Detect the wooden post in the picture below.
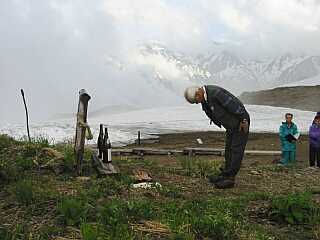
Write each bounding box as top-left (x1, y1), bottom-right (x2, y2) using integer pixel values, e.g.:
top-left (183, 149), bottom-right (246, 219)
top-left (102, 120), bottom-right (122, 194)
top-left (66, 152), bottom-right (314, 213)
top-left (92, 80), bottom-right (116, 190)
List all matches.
top-left (20, 89), bottom-right (31, 142)
top-left (137, 131), bottom-right (141, 145)
top-left (74, 89), bottom-right (91, 175)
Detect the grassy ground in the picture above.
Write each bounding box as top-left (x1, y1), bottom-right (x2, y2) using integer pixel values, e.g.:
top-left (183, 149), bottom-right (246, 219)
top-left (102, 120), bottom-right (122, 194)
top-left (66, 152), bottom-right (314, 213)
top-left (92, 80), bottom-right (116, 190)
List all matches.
top-left (0, 132), bottom-right (320, 240)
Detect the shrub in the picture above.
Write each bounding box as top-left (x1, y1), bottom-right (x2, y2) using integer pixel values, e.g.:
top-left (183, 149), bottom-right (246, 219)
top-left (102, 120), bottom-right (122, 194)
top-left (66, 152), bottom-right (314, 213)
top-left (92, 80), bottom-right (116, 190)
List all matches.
top-left (80, 223), bottom-right (99, 240)
top-left (38, 225), bottom-right (62, 239)
top-left (15, 154), bottom-right (34, 171)
top-left (57, 197), bottom-right (87, 226)
top-left (178, 156), bottom-right (220, 178)
top-left (170, 232), bottom-right (195, 240)
top-left (84, 174), bottom-right (134, 204)
top-left (178, 156), bottom-right (195, 176)
top-left (55, 144), bottom-right (75, 172)
top-left (86, 177), bottom-right (124, 200)
top-left (20, 143), bottom-right (39, 159)
top-left (158, 185), bottom-right (182, 199)
top-left (161, 199), bottom-right (243, 239)
top-left (192, 212), bottom-right (238, 240)
top-left (0, 157), bottom-right (19, 183)
top-left (0, 134), bottom-right (16, 151)
top-left (127, 199), bottom-right (155, 221)
top-left (0, 226), bottom-right (11, 240)
top-left (97, 199), bottom-right (128, 226)
top-left (97, 199), bottom-right (135, 239)
top-left (270, 192), bottom-right (320, 224)
top-left (10, 223), bottom-right (30, 240)
top-left (12, 180), bottom-right (34, 205)
top-left (107, 223), bottom-right (135, 240)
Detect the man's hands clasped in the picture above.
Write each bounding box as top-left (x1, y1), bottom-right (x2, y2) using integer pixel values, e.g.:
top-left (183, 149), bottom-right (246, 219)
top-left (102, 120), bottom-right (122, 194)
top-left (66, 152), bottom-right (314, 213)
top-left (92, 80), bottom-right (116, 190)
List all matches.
top-left (239, 119), bottom-right (249, 133)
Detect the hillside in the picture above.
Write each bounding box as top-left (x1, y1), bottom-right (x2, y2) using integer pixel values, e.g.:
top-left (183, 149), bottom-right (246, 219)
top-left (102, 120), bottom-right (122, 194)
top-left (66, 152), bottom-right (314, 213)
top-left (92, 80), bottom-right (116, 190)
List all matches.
top-left (240, 85), bottom-right (320, 112)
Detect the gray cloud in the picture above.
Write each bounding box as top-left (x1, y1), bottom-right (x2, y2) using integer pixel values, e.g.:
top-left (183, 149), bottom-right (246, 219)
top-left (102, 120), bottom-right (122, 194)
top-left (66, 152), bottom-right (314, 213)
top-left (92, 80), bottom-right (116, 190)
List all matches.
top-left (1, 0), bottom-right (320, 124)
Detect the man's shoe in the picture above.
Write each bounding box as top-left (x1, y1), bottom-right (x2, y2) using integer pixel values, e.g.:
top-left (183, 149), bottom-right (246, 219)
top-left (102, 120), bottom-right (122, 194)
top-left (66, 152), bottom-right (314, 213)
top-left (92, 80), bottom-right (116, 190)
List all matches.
top-left (208, 174), bottom-right (225, 184)
top-left (214, 177), bottom-right (235, 189)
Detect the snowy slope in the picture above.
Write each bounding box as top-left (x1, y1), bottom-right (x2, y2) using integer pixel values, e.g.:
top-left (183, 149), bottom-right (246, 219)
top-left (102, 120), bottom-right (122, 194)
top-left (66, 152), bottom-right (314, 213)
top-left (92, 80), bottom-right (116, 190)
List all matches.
top-left (0, 105), bottom-right (315, 146)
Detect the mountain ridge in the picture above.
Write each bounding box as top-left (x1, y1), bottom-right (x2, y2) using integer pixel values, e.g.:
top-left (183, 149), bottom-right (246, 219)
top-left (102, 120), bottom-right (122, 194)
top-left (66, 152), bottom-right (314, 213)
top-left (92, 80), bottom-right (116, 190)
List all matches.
top-left (129, 43), bottom-right (320, 95)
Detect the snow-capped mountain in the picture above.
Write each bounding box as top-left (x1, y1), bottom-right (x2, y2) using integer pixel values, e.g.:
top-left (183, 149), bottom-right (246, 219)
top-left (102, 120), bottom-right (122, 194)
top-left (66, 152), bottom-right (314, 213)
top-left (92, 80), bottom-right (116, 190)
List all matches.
top-left (138, 43), bottom-right (211, 87)
top-left (276, 56), bottom-right (320, 86)
top-left (200, 50), bottom-right (260, 93)
top-left (105, 43), bottom-right (320, 96)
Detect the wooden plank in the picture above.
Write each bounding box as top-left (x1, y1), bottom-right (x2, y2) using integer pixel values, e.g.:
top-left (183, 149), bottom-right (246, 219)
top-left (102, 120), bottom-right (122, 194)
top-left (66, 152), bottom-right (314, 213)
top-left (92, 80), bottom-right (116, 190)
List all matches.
top-left (183, 147), bottom-right (281, 156)
top-left (134, 138), bottom-right (160, 144)
top-left (132, 148), bottom-right (183, 155)
top-left (245, 150), bottom-right (281, 156)
top-left (109, 147), bottom-right (281, 157)
top-left (183, 147), bottom-right (224, 156)
top-left (111, 149), bottom-right (133, 156)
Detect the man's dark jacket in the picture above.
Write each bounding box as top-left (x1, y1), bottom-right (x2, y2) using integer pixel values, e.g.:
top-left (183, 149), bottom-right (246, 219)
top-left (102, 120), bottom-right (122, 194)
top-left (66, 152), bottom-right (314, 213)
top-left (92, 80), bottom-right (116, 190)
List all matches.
top-left (201, 85), bottom-right (249, 130)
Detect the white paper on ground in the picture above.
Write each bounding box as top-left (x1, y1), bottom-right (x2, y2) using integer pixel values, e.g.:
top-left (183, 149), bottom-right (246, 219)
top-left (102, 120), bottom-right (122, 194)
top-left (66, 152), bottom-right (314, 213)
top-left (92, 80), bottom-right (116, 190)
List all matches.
top-left (132, 182), bottom-right (162, 189)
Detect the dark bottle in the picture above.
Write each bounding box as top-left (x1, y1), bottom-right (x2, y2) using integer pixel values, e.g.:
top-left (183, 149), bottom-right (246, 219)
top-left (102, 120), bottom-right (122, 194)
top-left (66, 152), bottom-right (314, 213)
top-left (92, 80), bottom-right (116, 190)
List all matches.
top-left (97, 124), bottom-right (104, 158)
top-left (102, 127), bottom-right (109, 162)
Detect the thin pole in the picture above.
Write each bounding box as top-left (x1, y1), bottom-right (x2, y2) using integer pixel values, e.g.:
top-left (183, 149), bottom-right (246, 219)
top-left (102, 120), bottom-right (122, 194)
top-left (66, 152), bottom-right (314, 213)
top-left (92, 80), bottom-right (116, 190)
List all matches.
top-left (138, 131), bottom-right (141, 145)
top-left (20, 89), bottom-right (31, 142)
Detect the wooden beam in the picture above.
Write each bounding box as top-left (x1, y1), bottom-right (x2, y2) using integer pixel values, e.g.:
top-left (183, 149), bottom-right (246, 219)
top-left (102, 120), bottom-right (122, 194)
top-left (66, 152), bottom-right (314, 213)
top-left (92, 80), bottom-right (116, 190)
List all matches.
top-left (109, 147), bottom-right (281, 157)
top-left (244, 150), bottom-right (282, 156)
top-left (132, 148), bottom-right (183, 155)
top-left (183, 147), bottom-right (223, 156)
top-left (134, 138), bottom-right (160, 144)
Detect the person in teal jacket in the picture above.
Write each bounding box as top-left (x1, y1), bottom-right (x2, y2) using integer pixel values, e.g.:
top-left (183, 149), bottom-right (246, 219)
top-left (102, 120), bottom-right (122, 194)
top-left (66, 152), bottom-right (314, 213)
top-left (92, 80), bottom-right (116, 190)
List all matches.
top-left (279, 113), bottom-right (300, 165)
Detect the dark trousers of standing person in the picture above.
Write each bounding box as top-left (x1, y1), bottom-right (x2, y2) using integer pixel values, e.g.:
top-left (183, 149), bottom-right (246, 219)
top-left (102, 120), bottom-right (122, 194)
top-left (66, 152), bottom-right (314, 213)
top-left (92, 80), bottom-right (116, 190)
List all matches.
top-left (223, 119), bottom-right (250, 177)
top-left (310, 145), bottom-right (320, 167)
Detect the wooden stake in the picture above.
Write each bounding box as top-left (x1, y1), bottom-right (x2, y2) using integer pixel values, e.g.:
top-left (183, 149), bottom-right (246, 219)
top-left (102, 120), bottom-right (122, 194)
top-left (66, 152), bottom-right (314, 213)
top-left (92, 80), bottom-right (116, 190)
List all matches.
top-left (20, 89), bottom-right (31, 142)
top-left (137, 131), bottom-right (141, 145)
top-left (74, 89), bottom-right (91, 175)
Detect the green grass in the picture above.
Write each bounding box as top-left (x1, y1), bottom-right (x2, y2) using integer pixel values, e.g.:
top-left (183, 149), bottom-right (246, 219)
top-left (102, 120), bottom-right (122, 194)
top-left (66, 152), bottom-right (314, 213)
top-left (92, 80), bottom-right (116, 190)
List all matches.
top-left (80, 223), bottom-right (99, 240)
top-left (0, 226), bottom-right (11, 240)
top-left (0, 133), bottom-right (318, 239)
top-left (156, 184), bottom-right (183, 199)
top-left (270, 192), bottom-right (320, 225)
top-left (11, 180), bottom-right (34, 205)
top-left (178, 156), bottom-right (221, 178)
top-left (57, 197), bottom-right (88, 226)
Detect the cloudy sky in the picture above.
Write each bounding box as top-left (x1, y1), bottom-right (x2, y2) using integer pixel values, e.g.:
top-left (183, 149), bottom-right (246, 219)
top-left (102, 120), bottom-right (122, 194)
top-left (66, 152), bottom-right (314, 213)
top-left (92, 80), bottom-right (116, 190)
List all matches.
top-left (1, 0), bottom-right (320, 124)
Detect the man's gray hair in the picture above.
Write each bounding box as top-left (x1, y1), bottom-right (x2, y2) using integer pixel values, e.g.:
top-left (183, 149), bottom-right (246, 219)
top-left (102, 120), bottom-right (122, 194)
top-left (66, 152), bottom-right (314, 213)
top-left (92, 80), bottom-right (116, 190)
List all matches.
top-left (184, 86), bottom-right (200, 104)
